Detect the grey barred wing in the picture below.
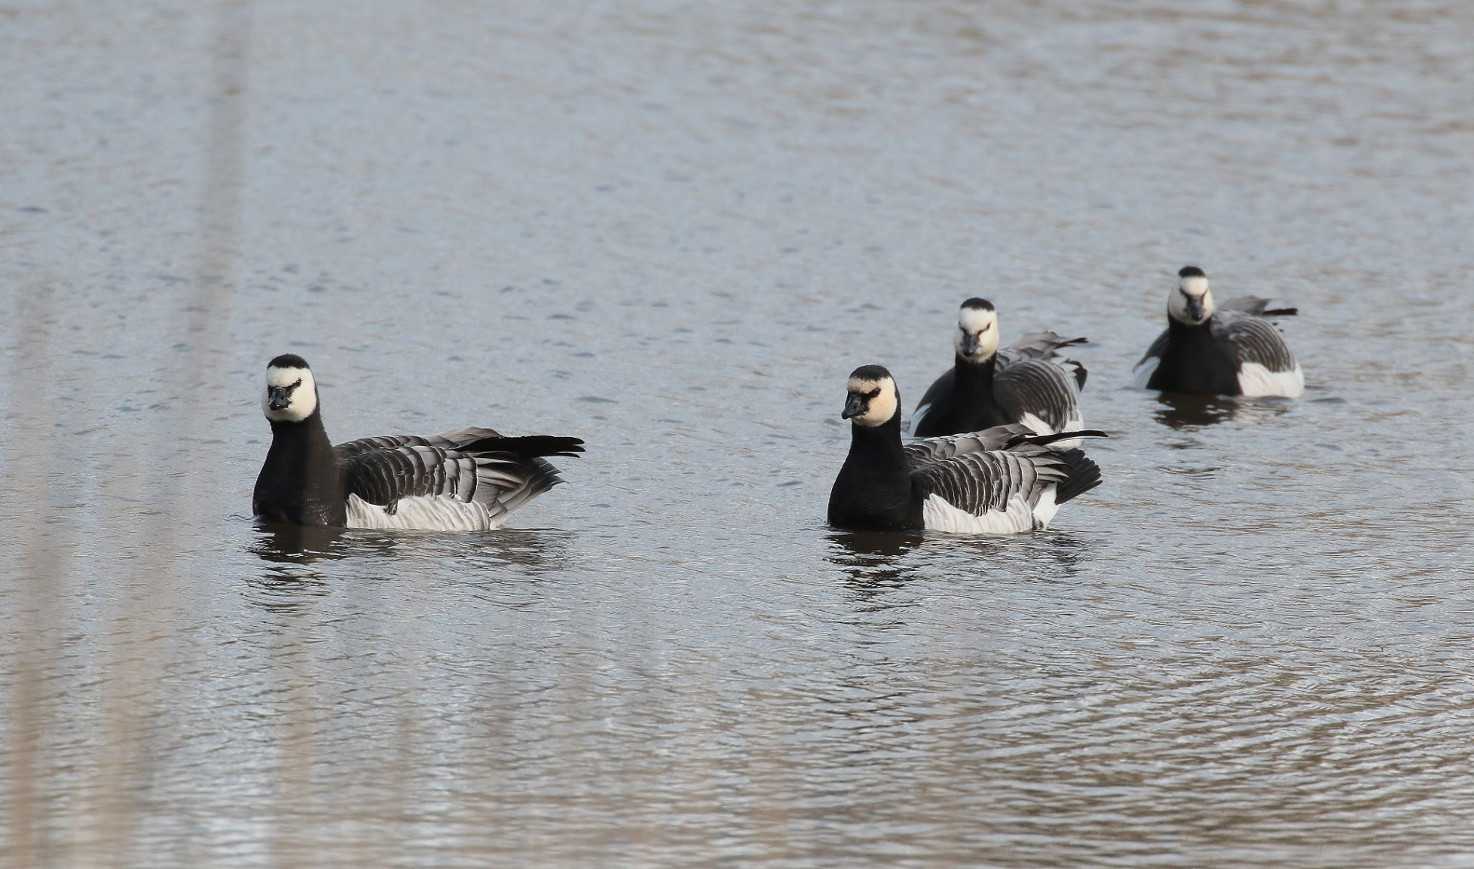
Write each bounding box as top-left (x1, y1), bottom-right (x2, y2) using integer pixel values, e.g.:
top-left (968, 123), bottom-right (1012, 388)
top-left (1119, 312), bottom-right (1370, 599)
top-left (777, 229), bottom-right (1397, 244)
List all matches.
top-left (1215, 313), bottom-right (1298, 373)
top-left (915, 450), bottom-right (1067, 513)
top-left (1217, 296), bottom-right (1298, 318)
top-left (997, 331), bottom-right (1088, 390)
top-left (994, 359), bottom-right (1083, 434)
top-left (903, 425), bottom-right (1042, 468)
top-left (912, 449), bottom-right (1072, 533)
top-left (333, 429), bottom-right (583, 530)
top-left (335, 436), bottom-right (486, 509)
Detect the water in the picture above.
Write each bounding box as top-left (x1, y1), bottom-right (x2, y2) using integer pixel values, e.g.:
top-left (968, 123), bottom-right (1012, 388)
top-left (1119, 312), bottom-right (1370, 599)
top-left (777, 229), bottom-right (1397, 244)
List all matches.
top-left (5, 0), bottom-right (1474, 865)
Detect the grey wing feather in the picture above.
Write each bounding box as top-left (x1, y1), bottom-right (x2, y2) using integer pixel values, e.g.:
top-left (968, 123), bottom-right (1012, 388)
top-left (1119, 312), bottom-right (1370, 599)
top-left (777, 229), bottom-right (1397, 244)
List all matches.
top-left (335, 440), bottom-right (479, 508)
top-left (333, 427), bottom-right (504, 462)
top-left (995, 331), bottom-right (1086, 365)
top-left (994, 359), bottom-right (1082, 432)
top-left (334, 427), bottom-right (561, 521)
top-left (904, 424), bottom-right (1041, 467)
top-left (997, 331), bottom-right (1088, 390)
top-left (1214, 313), bottom-right (1298, 372)
top-left (913, 449), bottom-right (1068, 517)
top-left (1218, 296), bottom-right (1298, 318)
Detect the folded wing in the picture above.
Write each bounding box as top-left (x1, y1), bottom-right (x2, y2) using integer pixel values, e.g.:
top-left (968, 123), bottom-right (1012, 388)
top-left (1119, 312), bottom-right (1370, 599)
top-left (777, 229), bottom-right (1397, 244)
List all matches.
top-left (906, 428), bottom-right (1102, 534)
top-left (335, 428), bottom-right (585, 531)
top-left (996, 331), bottom-right (1088, 390)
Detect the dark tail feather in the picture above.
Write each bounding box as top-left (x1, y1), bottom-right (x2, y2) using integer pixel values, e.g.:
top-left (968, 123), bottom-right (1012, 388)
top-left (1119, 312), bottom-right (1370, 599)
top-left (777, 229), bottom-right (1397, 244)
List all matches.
top-left (1007, 429), bottom-right (1108, 450)
top-left (1052, 448), bottom-right (1102, 505)
top-left (464, 434), bottom-right (586, 459)
top-left (1071, 361), bottom-right (1088, 390)
top-left (1261, 306), bottom-right (1298, 317)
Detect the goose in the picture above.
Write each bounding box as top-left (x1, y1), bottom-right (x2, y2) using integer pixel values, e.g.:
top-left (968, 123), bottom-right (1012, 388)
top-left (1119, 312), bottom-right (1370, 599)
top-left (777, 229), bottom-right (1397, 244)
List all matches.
top-left (1134, 266), bottom-right (1304, 397)
top-left (828, 365), bottom-right (1103, 534)
top-left (252, 354), bottom-right (584, 530)
top-left (911, 298), bottom-right (1087, 442)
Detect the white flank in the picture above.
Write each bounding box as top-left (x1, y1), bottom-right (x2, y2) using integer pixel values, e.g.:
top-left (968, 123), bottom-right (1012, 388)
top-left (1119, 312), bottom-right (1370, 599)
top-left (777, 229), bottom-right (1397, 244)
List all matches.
top-left (1237, 362), bottom-right (1304, 398)
top-left (1030, 487), bottom-right (1059, 530)
top-left (1131, 356), bottom-right (1160, 389)
top-left (345, 493), bottom-right (502, 532)
top-left (921, 492), bottom-right (1037, 535)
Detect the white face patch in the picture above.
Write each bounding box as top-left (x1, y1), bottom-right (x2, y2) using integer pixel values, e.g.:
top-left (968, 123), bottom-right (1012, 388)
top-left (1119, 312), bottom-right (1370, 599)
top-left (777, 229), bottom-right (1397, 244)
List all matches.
top-left (1168, 275), bottom-right (1214, 325)
top-left (846, 375), bottom-right (899, 427)
top-left (262, 365), bottom-right (318, 423)
top-left (955, 306), bottom-right (1000, 360)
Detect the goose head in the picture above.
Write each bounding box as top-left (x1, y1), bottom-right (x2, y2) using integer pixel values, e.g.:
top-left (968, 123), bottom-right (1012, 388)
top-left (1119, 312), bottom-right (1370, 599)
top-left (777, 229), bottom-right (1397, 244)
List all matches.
top-left (1168, 266), bottom-right (1215, 325)
top-left (262, 354), bottom-right (319, 423)
top-left (842, 365), bottom-right (900, 427)
top-left (954, 298), bottom-right (1000, 362)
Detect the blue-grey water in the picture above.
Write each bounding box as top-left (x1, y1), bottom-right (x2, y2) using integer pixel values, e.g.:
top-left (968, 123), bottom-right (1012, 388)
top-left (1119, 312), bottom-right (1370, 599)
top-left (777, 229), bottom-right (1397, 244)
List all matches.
top-left (4, 1), bottom-right (1474, 866)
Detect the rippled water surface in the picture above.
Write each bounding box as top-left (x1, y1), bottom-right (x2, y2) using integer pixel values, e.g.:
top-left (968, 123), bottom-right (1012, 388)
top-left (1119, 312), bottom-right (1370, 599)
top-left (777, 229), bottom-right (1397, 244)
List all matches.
top-left (5, 1), bottom-right (1474, 866)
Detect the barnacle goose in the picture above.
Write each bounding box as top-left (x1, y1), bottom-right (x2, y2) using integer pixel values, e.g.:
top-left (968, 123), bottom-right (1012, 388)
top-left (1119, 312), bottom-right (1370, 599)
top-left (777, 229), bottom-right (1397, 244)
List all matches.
top-left (252, 354), bottom-right (584, 530)
top-left (828, 365), bottom-right (1103, 534)
top-left (911, 298), bottom-right (1088, 442)
top-left (1134, 266), bottom-right (1304, 398)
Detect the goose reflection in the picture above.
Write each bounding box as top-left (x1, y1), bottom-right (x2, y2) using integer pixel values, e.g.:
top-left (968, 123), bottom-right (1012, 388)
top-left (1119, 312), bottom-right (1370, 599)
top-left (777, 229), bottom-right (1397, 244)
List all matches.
top-left (826, 530), bottom-right (922, 595)
top-left (1152, 392), bottom-right (1293, 429)
top-left (251, 521), bottom-right (347, 565)
top-left (247, 523), bottom-right (574, 613)
top-left (252, 522), bottom-right (570, 569)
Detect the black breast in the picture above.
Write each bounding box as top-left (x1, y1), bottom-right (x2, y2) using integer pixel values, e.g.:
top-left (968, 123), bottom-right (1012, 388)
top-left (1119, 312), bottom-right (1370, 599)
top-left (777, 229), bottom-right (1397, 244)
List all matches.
top-left (828, 422), bottom-right (924, 531)
top-left (253, 416), bottom-right (348, 526)
top-left (1146, 321), bottom-right (1242, 395)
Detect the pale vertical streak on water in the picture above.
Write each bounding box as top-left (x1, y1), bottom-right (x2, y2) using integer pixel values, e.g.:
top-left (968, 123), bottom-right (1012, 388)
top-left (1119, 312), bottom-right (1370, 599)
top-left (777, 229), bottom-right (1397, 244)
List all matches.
top-left (3, 0), bottom-right (1474, 866)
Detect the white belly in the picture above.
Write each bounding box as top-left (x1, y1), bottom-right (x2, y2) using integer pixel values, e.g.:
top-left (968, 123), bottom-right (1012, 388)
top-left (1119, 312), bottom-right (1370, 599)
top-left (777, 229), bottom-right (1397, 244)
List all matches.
top-left (921, 489), bottom-right (1057, 535)
top-left (1237, 362), bottom-right (1305, 398)
top-left (344, 494), bottom-right (503, 531)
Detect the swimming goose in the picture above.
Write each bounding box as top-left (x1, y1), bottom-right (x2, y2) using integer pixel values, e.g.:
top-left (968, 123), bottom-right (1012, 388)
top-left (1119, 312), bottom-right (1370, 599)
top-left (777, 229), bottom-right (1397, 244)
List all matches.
top-left (828, 365), bottom-right (1103, 534)
top-left (1134, 266), bottom-right (1304, 397)
top-left (911, 298), bottom-right (1087, 441)
top-left (252, 354), bottom-right (584, 530)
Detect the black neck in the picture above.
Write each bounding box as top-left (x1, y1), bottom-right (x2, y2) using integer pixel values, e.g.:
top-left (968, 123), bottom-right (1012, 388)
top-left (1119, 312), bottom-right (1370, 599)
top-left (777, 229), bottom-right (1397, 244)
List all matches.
top-left (828, 411), bottom-right (920, 530)
top-left (1167, 316), bottom-right (1213, 339)
top-left (848, 412), bottom-right (908, 469)
top-left (953, 353), bottom-right (997, 396)
top-left (253, 410), bottom-right (346, 526)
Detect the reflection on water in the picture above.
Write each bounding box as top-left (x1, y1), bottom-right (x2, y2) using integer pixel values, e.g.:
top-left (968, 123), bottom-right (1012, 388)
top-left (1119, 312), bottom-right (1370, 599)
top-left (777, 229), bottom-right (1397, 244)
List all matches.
top-left (826, 530), bottom-right (922, 594)
top-left (251, 521), bottom-right (348, 565)
top-left (1152, 392), bottom-right (1297, 429)
top-left (251, 522), bottom-right (573, 571)
top-left (827, 530), bottom-right (922, 562)
top-left (246, 523), bottom-right (576, 614)
top-left (826, 528), bottom-right (1096, 600)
